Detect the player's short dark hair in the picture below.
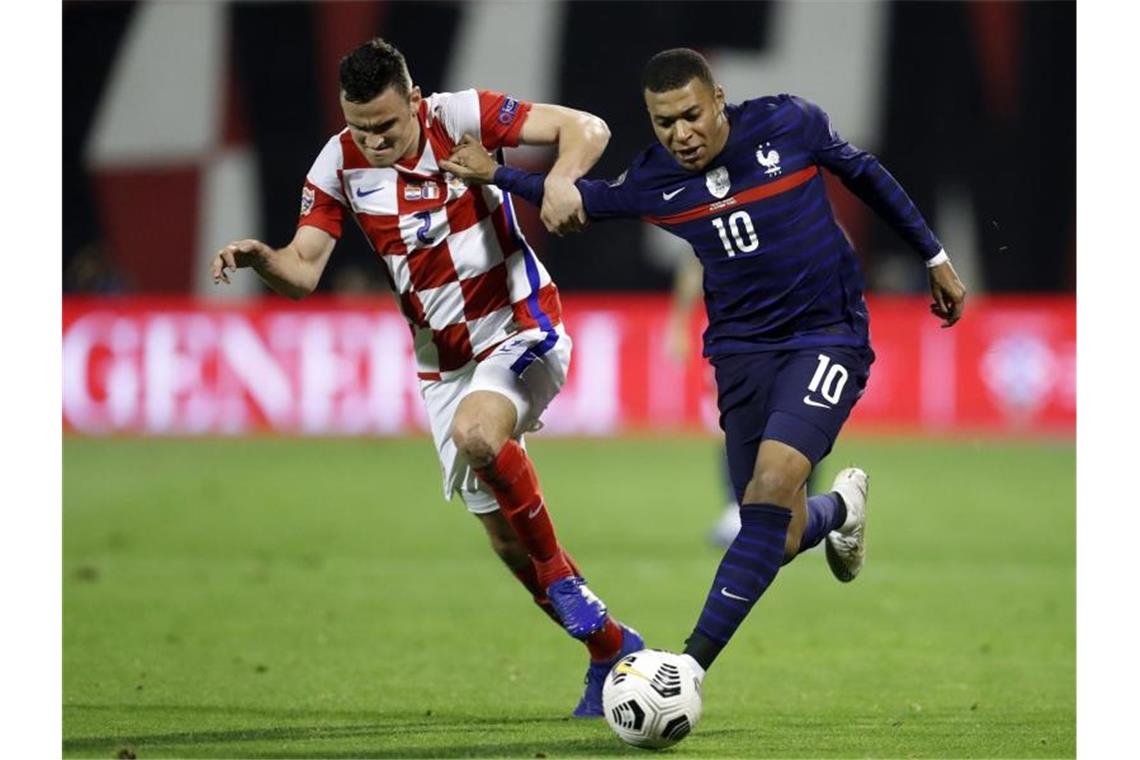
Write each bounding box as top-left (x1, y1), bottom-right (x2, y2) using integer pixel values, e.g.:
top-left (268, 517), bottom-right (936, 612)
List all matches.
top-left (642, 48), bottom-right (715, 93)
top-left (339, 37), bottom-right (413, 103)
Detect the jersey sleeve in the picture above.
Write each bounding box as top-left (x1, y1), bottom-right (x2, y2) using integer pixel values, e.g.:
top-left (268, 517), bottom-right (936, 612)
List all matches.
top-left (476, 90), bottom-right (532, 149)
top-left (492, 166), bottom-right (644, 220)
top-left (298, 135), bottom-right (348, 239)
top-left (791, 95), bottom-right (943, 261)
top-left (577, 171), bottom-right (644, 220)
top-left (434, 89), bottom-right (533, 151)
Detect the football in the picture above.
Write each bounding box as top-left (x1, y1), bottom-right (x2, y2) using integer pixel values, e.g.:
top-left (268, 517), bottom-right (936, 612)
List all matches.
top-left (602, 649), bottom-right (703, 749)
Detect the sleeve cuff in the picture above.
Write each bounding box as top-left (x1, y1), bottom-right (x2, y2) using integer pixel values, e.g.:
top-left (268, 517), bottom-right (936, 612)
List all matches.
top-left (925, 249), bottom-right (949, 268)
top-left (493, 166), bottom-right (524, 188)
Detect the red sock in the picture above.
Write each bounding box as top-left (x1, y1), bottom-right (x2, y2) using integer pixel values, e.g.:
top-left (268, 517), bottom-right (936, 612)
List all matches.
top-left (585, 618), bottom-right (624, 662)
top-left (509, 550), bottom-right (621, 659)
top-left (475, 440), bottom-right (572, 585)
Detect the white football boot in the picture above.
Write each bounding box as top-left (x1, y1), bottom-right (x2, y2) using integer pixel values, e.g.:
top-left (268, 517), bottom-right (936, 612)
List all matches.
top-left (824, 467), bottom-right (869, 582)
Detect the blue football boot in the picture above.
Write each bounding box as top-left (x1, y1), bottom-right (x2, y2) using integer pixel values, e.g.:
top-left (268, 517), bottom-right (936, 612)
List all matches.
top-left (546, 576), bottom-right (608, 640)
top-left (572, 624), bottom-right (645, 718)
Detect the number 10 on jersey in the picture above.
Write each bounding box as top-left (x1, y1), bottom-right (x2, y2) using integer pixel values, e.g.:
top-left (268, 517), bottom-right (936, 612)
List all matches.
top-left (712, 211), bottom-right (759, 257)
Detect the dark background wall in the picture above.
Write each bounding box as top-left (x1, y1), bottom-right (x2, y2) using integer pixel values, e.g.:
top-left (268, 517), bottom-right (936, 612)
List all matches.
top-left (63, 0), bottom-right (1075, 296)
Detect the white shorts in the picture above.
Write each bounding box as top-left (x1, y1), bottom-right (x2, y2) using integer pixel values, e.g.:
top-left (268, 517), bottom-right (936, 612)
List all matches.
top-left (420, 325), bottom-right (572, 514)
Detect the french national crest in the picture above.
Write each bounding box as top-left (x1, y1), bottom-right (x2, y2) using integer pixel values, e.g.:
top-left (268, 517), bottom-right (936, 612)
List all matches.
top-left (705, 166), bottom-right (731, 199)
top-left (756, 142), bottom-right (782, 176)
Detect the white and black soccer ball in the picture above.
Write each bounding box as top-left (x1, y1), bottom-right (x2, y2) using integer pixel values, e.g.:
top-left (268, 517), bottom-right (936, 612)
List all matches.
top-left (601, 649), bottom-right (703, 749)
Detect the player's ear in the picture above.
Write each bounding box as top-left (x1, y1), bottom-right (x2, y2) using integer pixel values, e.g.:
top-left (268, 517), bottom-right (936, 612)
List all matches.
top-left (408, 85), bottom-right (422, 109)
top-left (713, 84), bottom-right (726, 110)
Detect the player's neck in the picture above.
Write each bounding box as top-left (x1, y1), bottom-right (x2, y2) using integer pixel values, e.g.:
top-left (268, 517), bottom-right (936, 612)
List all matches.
top-left (400, 114), bottom-right (425, 164)
top-left (705, 112), bottom-right (732, 165)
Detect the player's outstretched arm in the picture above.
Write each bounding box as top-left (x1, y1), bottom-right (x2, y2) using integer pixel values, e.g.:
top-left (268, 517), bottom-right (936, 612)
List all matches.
top-left (927, 257), bottom-right (967, 328)
top-left (442, 136), bottom-right (642, 224)
top-left (439, 135), bottom-right (500, 184)
top-left (211, 225), bottom-right (336, 299)
top-left (442, 135), bottom-right (551, 211)
top-left (517, 103), bottom-right (610, 235)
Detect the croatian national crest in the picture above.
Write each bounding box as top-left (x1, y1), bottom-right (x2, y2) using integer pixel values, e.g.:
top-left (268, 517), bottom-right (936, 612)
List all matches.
top-left (705, 166), bottom-right (731, 199)
top-left (756, 142), bottom-right (782, 177)
top-left (444, 172), bottom-right (466, 194)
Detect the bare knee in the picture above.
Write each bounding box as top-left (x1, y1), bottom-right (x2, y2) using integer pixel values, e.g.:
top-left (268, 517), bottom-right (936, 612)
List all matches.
top-left (452, 392), bottom-right (515, 468)
top-left (452, 419), bottom-right (500, 468)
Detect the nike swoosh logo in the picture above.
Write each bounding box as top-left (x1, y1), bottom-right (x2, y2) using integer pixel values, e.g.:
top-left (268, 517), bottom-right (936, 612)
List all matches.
top-left (662, 187), bottom-right (686, 200)
top-left (720, 587), bottom-right (749, 602)
top-left (802, 395), bottom-right (833, 409)
top-left (356, 186), bottom-right (383, 198)
top-left (527, 504), bottom-right (545, 519)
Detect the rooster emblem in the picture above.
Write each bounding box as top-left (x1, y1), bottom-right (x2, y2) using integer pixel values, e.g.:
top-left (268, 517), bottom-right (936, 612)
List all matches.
top-left (756, 142), bottom-right (782, 176)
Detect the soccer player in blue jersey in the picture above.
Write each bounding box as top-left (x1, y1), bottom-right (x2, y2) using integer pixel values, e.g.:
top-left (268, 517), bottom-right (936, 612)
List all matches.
top-left (441, 48), bottom-right (966, 682)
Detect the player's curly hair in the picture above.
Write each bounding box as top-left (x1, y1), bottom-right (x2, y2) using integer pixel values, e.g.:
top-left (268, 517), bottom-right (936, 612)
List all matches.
top-left (642, 48), bottom-right (715, 93)
top-left (339, 38), bottom-right (413, 103)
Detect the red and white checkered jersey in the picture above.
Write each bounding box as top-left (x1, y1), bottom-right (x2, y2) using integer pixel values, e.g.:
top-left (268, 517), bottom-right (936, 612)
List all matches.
top-left (297, 89), bottom-right (562, 381)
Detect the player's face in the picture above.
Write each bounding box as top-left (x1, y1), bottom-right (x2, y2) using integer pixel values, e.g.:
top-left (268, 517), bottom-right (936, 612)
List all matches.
top-left (341, 85), bottom-right (423, 167)
top-left (644, 78), bottom-right (729, 172)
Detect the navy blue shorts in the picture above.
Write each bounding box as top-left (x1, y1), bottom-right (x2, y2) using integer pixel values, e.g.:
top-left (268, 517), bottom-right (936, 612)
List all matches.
top-left (713, 345), bottom-right (874, 504)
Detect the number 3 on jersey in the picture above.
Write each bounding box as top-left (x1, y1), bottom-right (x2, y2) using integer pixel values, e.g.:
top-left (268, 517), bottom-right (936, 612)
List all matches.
top-left (712, 210), bottom-right (759, 257)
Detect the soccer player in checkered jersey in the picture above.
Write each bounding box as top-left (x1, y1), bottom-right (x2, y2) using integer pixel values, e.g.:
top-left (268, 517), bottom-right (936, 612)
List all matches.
top-left (210, 38), bottom-right (642, 717)
top-left (442, 48), bottom-right (967, 686)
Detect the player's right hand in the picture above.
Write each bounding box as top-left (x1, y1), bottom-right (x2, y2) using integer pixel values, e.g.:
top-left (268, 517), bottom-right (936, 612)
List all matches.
top-left (439, 134), bottom-right (498, 184)
top-left (211, 239), bottom-right (272, 285)
top-left (540, 176), bottom-right (588, 236)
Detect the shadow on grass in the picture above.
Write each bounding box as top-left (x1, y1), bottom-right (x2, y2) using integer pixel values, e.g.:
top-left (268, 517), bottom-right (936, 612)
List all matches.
top-left (63, 704), bottom-right (738, 757)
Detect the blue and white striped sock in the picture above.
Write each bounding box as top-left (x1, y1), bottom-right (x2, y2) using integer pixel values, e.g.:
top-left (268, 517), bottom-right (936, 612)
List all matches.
top-left (797, 492), bottom-right (846, 554)
top-left (684, 502), bottom-right (791, 670)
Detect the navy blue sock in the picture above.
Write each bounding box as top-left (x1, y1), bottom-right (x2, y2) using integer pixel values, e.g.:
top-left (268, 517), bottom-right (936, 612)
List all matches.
top-left (797, 492), bottom-right (846, 554)
top-left (683, 503), bottom-right (791, 670)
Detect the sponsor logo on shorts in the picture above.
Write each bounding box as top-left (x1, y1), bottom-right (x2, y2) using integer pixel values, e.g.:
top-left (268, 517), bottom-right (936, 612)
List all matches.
top-left (802, 395), bottom-right (833, 409)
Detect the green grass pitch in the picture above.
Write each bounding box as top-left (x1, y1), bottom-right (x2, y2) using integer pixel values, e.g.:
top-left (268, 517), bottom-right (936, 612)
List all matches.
top-left (63, 435), bottom-right (1074, 758)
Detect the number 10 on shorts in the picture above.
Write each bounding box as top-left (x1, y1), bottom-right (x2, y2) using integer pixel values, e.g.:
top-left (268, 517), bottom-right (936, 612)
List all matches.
top-left (807, 354), bottom-right (849, 405)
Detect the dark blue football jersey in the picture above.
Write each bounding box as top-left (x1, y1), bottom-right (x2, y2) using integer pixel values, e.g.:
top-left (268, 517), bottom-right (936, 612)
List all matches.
top-left (494, 95), bottom-right (943, 356)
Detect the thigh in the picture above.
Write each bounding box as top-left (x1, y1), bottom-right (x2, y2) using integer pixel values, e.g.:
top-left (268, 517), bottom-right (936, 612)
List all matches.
top-left (465, 325), bottom-right (572, 436)
top-left (763, 346), bottom-right (873, 466)
top-left (420, 372), bottom-right (499, 515)
top-left (713, 352), bottom-right (780, 505)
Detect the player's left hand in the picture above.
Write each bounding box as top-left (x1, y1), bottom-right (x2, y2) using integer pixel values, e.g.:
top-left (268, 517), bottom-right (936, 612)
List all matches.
top-left (541, 176), bottom-right (588, 235)
top-left (439, 134), bottom-right (498, 184)
top-left (928, 259), bottom-right (967, 328)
